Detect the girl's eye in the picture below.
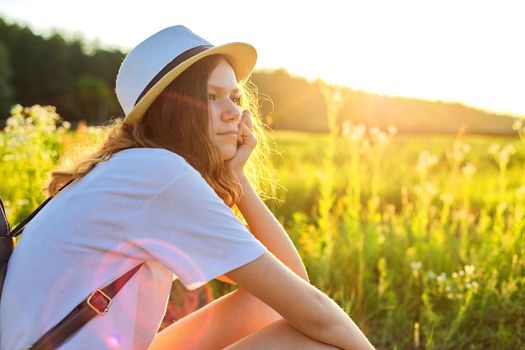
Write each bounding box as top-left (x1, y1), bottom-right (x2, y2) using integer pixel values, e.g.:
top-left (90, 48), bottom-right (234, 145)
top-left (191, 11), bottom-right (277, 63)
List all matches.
top-left (208, 93), bottom-right (241, 106)
top-left (231, 96), bottom-right (241, 105)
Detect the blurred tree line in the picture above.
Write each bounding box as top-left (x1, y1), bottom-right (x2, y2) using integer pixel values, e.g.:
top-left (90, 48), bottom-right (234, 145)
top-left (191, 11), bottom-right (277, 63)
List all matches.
top-left (0, 17), bottom-right (517, 134)
top-left (252, 71), bottom-right (517, 135)
top-left (0, 17), bottom-right (122, 125)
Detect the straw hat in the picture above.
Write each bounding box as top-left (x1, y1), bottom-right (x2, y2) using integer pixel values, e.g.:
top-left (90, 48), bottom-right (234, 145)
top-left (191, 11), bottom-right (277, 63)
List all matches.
top-left (115, 25), bottom-right (257, 125)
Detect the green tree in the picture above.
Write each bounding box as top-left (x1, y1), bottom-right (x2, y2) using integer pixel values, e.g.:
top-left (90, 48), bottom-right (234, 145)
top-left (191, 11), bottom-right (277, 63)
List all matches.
top-left (0, 41), bottom-right (14, 118)
top-left (73, 74), bottom-right (118, 123)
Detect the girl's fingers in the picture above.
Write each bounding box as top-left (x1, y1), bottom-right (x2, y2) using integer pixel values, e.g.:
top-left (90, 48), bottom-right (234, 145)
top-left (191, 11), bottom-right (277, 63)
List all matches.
top-left (243, 121), bottom-right (254, 137)
top-left (242, 110), bottom-right (253, 129)
top-left (237, 123), bottom-right (253, 146)
top-left (246, 113), bottom-right (253, 129)
top-left (236, 110), bottom-right (256, 148)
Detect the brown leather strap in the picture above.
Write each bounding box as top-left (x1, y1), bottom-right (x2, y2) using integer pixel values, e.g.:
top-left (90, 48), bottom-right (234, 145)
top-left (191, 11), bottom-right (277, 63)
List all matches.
top-left (10, 179), bottom-right (76, 238)
top-left (4, 178), bottom-right (143, 349)
top-left (30, 263), bottom-right (143, 349)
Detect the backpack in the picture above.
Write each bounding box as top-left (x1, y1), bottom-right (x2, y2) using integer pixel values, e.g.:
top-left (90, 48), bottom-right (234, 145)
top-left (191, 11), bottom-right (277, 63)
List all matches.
top-left (0, 196), bottom-right (14, 299)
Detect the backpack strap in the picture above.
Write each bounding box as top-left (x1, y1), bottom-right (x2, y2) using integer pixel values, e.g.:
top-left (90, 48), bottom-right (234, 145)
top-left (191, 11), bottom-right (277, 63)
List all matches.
top-left (30, 263), bottom-right (143, 350)
top-left (0, 197), bottom-right (10, 237)
top-left (10, 178), bottom-right (76, 237)
top-left (2, 178), bottom-right (144, 349)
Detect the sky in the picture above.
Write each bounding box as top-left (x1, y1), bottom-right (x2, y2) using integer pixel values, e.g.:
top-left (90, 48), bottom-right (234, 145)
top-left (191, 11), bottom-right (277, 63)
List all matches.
top-left (0, 0), bottom-right (524, 117)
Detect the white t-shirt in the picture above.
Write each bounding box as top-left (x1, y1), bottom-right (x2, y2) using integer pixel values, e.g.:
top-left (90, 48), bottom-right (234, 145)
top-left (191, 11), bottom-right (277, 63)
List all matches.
top-left (0, 147), bottom-right (268, 350)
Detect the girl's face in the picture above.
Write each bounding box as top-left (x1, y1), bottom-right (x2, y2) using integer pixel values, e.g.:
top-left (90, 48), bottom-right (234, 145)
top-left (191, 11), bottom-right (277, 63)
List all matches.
top-left (207, 59), bottom-right (243, 161)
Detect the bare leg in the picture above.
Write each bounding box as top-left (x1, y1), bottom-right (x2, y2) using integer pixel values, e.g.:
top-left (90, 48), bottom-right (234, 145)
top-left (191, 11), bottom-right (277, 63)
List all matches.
top-left (149, 287), bottom-right (283, 350)
top-left (223, 319), bottom-right (341, 350)
top-left (149, 287), bottom-right (340, 350)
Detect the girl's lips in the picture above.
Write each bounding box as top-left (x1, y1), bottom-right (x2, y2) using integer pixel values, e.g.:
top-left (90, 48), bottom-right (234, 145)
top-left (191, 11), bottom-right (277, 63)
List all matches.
top-left (218, 132), bottom-right (238, 139)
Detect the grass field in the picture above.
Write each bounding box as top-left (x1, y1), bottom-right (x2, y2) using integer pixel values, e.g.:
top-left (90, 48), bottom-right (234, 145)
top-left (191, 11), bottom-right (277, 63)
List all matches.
top-left (1, 105), bottom-right (524, 349)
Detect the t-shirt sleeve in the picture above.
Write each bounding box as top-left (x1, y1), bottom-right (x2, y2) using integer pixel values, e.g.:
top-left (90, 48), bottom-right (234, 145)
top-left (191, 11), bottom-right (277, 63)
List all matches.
top-left (127, 168), bottom-right (269, 291)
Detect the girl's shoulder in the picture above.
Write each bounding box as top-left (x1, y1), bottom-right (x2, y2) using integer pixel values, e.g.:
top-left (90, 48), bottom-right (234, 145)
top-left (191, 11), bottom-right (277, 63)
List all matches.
top-left (102, 147), bottom-right (199, 186)
top-left (112, 147), bottom-right (192, 170)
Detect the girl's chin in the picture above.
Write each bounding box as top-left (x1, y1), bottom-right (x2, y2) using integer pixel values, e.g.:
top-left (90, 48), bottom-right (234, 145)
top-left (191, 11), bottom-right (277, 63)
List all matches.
top-left (220, 146), bottom-right (237, 161)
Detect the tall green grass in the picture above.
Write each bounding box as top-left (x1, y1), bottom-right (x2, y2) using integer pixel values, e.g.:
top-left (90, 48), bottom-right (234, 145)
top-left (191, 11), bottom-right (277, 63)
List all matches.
top-left (1, 104), bottom-right (524, 349)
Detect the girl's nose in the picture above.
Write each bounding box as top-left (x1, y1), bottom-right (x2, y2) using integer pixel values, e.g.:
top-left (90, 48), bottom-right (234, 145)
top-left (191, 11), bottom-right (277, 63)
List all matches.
top-left (222, 100), bottom-right (241, 123)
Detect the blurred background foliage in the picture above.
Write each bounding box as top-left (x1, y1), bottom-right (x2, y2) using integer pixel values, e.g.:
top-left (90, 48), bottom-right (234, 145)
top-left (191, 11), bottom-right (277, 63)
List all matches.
top-left (1, 105), bottom-right (524, 349)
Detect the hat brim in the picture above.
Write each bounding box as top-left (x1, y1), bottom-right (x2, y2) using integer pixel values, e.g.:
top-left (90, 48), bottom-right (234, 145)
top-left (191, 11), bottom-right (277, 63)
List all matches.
top-left (122, 42), bottom-right (256, 125)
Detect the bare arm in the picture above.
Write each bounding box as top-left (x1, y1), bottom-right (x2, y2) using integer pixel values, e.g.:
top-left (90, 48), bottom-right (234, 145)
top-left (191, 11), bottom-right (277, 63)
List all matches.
top-left (225, 251), bottom-right (376, 350)
top-left (217, 173), bottom-right (309, 284)
top-left (237, 174), bottom-right (309, 280)
top-left (221, 112), bottom-right (375, 347)
top-left (220, 109), bottom-right (309, 284)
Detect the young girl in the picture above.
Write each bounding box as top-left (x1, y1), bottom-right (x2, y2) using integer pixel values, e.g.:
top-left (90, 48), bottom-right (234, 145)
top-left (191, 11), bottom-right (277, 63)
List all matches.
top-left (0, 25), bottom-right (375, 349)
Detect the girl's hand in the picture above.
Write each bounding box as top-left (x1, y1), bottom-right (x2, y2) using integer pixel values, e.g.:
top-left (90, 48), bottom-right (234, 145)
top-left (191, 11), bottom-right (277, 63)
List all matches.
top-left (225, 110), bottom-right (257, 175)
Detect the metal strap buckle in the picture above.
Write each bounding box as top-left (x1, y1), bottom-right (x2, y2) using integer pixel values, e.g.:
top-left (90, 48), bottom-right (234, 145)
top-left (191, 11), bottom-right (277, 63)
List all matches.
top-left (86, 289), bottom-right (112, 315)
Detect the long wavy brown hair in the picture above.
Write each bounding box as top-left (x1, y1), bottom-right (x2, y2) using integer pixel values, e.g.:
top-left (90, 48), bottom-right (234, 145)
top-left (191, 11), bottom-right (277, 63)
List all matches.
top-left (45, 54), bottom-right (276, 210)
